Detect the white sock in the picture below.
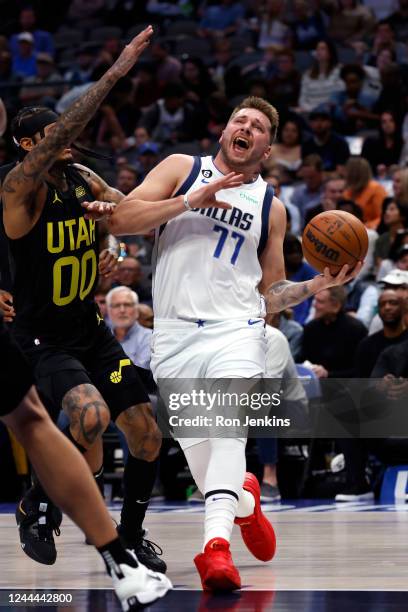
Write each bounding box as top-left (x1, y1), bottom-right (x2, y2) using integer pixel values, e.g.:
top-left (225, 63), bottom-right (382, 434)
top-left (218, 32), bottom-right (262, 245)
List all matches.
top-left (203, 438), bottom-right (246, 548)
top-left (236, 489), bottom-right (255, 518)
top-left (184, 440), bottom-right (211, 492)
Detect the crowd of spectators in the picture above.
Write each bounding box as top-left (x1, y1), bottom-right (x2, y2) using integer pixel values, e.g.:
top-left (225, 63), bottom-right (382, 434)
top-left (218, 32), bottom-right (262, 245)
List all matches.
top-left (1, 0), bottom-right (408, 503)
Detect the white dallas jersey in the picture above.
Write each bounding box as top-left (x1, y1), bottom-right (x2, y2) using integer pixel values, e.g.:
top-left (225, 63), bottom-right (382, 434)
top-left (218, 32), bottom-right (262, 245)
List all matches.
top-left (152, 156), bottom-right (274, 321)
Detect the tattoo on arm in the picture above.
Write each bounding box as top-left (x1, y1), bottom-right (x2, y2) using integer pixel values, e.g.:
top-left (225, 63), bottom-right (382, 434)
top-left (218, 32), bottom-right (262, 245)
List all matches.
top-left (266, 279), bottom-right (316, 313)
top-left (3, 71), bottom-right (120, 197)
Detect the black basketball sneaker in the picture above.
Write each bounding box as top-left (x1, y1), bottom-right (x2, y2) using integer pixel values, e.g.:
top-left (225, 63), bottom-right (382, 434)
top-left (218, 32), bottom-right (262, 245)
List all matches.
top-left (16, 492), bottom-right (62, 565)
top-left (117, 525), bottom-right (167, 574)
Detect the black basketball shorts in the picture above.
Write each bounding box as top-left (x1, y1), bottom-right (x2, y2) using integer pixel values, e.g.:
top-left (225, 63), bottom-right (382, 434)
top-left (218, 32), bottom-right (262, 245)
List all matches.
top-left (1, 318), bottom-right (34, 416)
top-left (19, 322), bottom-right (150, 422)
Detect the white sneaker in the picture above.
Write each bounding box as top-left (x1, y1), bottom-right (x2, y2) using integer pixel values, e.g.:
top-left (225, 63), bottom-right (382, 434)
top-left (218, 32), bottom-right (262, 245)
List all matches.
top-left (110, 550), bottom-right (172, 611)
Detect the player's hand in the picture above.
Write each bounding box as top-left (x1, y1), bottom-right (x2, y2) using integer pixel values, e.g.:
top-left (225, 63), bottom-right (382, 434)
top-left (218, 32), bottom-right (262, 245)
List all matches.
top-left (82, 200), bottom-right (116, 221)
top-left (187, 172), bottom-right (244, 210)
top-left (0, 290), bottom-right (15, 322)
top-left (111, 26), bottom-right (153, 78)
top-left (315, 262), bottom-right (364, 291)
top-left (99, 248), bottom-right (118, 278)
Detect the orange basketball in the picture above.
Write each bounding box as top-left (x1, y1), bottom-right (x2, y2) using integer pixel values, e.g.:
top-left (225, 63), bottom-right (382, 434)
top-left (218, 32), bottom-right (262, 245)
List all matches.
top-left (302, 210), bottom-right (368, 274)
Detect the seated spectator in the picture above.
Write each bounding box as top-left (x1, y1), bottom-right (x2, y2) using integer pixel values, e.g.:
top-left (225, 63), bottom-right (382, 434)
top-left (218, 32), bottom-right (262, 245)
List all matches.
top-left (137, 142), bottom-right (160, 181)
top-left (12, 32), bottom-right (37, 79)
top-left (10, 6), bottom-right (54, 57)
top-left (133, 64), bottom-right (161, 110)
top-left (19, 53), bottom-right (62, 107)
top-left (283, 233), bottom-right (318, 325)
top-left (291, 155), bottom-right (325, 224)
top-left (198, 0), bottom-right (245, 39)
top-left (356, 289), bottom-right (408, 377)
top-left (344, 277), bottom-right (379, 328)
top-left (298, 40), bottom-right (343, 113)
top-left (255, 0), bottom-right (291, 50)
top-left (370, 20), bottom-right (408, 64)
top-left (392, 167), bottom-right (408, 208)
top-left (151, 40), bottom-right (182, 89)
top-left (64, 45), bottom-right (97, 87)
top-left (301, 104), bottom-right (350, 172)
top-left (257, 323), bottom-right (308, 502)
top-left (116, 165), bottom-right (139, 195)
top-left (107, 286), bottom-right (152, 369)
top-left (343, 157), bottom-right (388, 228)
top-left (291, 0), bottom-right (326, 50)
top-left (115, 256), bottom-right (152, 305)
top-left (139, 83), bottom-right (203, 144)
top-left (369, 268), bottom-right (408, 333)
top-left (138, 303), bottom-right (154, 329)
top-left (337, 199), bottom-right (379, 280)
top-left (331, 64), bottom-right (379, 135)
top-left (94, 285), bottom-right (110, 325)
top-left (181, 57), bottom-right (217, 107)
top-left (262, 169), bottom-right (301, 235)
top-left (374, 198), bottom-right (407, 269)
top-left (301, 285), bottom-right (367, 378)
top-left (372, 63), bottom-right (406, 122)
top-left (304, 176), bottom-right (346, 227)
top-left (377, 242), bottom-right (408, 281)
top-left (385, 0), bottom-right (408, 42)
top-left (204, 92), bottom-right (231, 141)
top-left (267, 311), bottom-right (304, 360)
top-left (362, 111), bottom-right (403, 177)
top-left (269, 116), bottom-right (302, 180)
top-left (267, 49), bottom-right (301, 112)
top-left (326, 0), bottom-right (376, 45)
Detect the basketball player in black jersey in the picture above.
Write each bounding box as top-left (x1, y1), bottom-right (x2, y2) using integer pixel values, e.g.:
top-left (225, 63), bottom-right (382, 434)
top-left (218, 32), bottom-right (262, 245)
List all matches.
top-left (2, 26), bottom-right (165, 571)
top-left (0, 317), bottom-right (171, 609)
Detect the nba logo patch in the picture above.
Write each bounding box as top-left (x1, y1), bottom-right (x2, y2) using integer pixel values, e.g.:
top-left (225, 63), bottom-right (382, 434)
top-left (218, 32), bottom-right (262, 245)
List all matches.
top-left (202, 169), bottom-right (212, 178)
top-left (75, 185), bottom-right (86, 199)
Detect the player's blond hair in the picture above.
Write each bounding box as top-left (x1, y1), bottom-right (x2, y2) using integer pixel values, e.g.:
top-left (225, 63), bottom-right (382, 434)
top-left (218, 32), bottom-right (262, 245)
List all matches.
top-left (229, 97), bottom-right (279, 143)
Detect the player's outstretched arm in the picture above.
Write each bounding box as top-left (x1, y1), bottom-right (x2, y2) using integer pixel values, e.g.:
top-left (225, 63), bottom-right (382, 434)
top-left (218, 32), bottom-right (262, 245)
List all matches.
top-left (2, 26), bottom-right (153, 238)
top-left (259, 198), bottom-right (362, 313)
top-left (82, 155), bottom-right (243, 235)
top-left (266, 264), bottom-right (363, 313)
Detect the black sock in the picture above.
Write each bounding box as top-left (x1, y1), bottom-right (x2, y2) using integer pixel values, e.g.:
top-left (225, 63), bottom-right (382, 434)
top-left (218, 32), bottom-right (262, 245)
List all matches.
top-left (97, 537), bottom-right (138, 574)
top-left (120, 456), bottom-right (158, 539)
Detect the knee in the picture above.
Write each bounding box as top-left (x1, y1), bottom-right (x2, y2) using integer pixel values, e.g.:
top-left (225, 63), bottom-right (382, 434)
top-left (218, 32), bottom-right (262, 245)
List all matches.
top-left (119, 406), bottom-right (162, 461)
top-left (78, 403), bottom-right (111, 443)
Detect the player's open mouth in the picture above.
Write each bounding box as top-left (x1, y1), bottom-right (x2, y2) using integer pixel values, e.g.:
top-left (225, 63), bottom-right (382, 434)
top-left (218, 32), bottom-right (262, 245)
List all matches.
top-left (232, 136), bottom-right (250, 152)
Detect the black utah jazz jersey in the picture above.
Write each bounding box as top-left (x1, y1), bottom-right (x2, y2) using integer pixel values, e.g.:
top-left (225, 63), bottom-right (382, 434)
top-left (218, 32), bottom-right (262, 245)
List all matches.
top-left (9, 165), bottom-right (100, 348)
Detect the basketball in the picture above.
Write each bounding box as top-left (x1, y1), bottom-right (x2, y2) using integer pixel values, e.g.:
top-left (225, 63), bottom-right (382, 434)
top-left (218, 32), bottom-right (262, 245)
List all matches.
top-left (302, 210), bottom-right (368, 274)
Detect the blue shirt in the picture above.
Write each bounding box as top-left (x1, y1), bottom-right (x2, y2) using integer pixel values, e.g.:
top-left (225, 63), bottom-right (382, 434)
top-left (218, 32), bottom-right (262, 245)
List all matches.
top-left (113, 322), bottom-right (152, 370)
top-left (289, 262), bottom-right (318, 325)
top-left (11, 31), bottom-right (55, 56)
top-left (12, 53), bottom-right (37, 78)
top-left (200, 3), bottom-right (244, 30)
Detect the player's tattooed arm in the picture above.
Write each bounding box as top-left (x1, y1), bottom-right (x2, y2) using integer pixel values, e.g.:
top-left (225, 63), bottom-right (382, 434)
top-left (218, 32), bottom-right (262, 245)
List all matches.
top-left (75, 164), bottom-right (124, 204)
top-left (2, 27), bottom-right (152, 236)
top-left (266, 264), bottom-right (363, 313)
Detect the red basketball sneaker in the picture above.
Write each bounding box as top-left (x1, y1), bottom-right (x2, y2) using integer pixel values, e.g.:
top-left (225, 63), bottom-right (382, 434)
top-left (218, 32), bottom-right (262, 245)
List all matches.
top-left (234, 472), bottom-right (276, 562)
top-left (194, 538), bottom-right (241, 592)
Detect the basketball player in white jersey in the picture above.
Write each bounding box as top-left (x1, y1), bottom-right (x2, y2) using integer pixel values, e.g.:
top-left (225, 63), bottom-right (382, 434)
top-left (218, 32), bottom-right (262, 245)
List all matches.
top-left (84, 97), bottom-right (361, 591)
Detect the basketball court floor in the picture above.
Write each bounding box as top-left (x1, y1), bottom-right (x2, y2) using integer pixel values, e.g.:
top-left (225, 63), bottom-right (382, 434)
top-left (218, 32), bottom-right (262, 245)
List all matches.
top-left (0, 499), bottom-right (407, 611)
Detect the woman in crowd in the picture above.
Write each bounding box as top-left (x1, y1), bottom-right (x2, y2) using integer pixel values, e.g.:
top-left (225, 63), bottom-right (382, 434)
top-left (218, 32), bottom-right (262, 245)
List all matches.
top-left (343, 156), bottom-right (388, 228)
top-left (361, 111), bottom-right (404, 177)
top-left (269, 116), bottom-right (302, 181)
top-left (374, 198), bottom-right (408, 269)
top-left (298, 39), bottom-right (343, 112)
